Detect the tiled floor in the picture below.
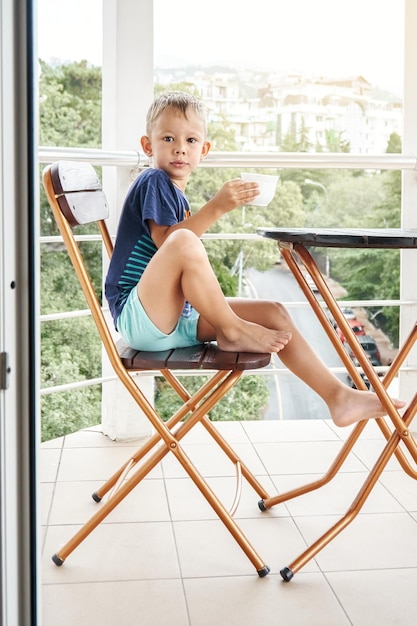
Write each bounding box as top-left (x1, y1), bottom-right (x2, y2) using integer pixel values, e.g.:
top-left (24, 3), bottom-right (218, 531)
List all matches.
top-left (40, 418), bottom-right (417, 626)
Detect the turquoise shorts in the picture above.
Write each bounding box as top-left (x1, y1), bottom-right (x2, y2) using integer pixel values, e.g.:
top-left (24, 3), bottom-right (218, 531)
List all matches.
top-left (117, 287), bottom-right (203, 351)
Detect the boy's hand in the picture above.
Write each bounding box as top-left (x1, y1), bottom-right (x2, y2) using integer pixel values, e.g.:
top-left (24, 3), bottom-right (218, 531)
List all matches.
top-left (159, 178), bottom-right (261, 242)
top-left (212, 178), bottom-right (260, 213)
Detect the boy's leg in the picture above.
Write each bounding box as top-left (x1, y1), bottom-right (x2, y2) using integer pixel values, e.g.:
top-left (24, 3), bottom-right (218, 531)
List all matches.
top-left (137, 230), bottom-right (291, 354)
top-left (197, 298), bottom-right (405, 427)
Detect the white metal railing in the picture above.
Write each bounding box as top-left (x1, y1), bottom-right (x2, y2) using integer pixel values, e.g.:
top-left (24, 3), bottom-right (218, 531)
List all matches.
top-left (38, 146), bottom-right (417, 170)
top-left (39, 147), bottom-right (416, 397)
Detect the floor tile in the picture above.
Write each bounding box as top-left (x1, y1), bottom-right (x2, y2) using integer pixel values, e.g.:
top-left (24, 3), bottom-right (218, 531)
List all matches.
top-left (242, 418), bottom-right (339, 442)
top-left (39, 419), bottom-right (417, 625)
top-left (351, 437), bottom-right (411, 471)
top-left (42, 579), bottom-right (189, 626)
top-left (296, 512), bottom-right (417, 572)
top-left (327, 568), bottom-right (417, 626)
top-left (184, 573), bottom-right (351, 626)
top-left (161, 441), bottom-right (266, 478)
top-left (62, 425), bottom-right (150, 448)
top-left (195, 419), bottom-right (251, 444)
top-left (39, 482), bottom-right (55, 526)
top-left (378, 470), bottom-right (417, 511)
top-left (271, 471), bottom-right (406, 516)
top-left (164, 474), bottom-right (287, 521)
top-left (56, 445), bottom-right (162, 482)
top-left (39, 447), bottom-right (62, 483)
top-left (42, 521), bottom-right (181, 582)
top-left (48, 478), bottom-right (171, 525)
top-left (173, 516), bottom-right (317, 579)
top-left (254, 439), bottom-right (366, 475)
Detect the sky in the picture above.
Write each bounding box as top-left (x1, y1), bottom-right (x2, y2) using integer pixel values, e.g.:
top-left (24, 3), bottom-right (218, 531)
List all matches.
top-left (37, 0), bottom-right (405, 96)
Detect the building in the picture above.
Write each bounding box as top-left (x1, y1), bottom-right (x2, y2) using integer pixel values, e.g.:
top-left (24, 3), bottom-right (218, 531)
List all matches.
top-left (156, 67), bottom-right (402, 153)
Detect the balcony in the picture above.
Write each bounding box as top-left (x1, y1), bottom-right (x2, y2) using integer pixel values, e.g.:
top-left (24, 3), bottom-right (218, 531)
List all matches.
top-left (40, 417), bottom-right (417, 625)
top-left (3, 3), bottom-right (417, 623)
top-left (37, 149), bottom-right (417, 624)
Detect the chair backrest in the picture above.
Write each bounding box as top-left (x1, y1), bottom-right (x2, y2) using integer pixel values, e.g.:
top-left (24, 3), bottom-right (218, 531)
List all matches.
top-left (42, 161), bottom-right (122, 371)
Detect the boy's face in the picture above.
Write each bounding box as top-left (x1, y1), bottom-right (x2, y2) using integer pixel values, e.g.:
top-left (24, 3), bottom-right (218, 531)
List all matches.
top-left (141, 107), bottom-right (210, 190)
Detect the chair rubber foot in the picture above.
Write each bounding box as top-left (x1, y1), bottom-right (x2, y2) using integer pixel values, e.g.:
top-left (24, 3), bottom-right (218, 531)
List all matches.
top-left (92, 492), bottom-right (102, 502)
top-left (280, 566), bottom-right (294, 582)
top-left (258, 499), bottom-right (268, 511)
top-left (52, 554), bottom-right (64, 567)
top-left (257, 565), bottom-right (270, 577)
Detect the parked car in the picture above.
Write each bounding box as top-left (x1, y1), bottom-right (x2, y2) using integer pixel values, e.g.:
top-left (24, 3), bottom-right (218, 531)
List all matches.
top-left (345, 334), bottom-right (382, 364)
top-left (327, 307), bottom-right (363, 334)
top-left (347, 355), bottom-right (384, 389)
top-left (304, 274), bottom-right (319, 293)
top-left (336, 318), bottom-right (366, 342)
top-left (341, 307), bottom-right (357, 319)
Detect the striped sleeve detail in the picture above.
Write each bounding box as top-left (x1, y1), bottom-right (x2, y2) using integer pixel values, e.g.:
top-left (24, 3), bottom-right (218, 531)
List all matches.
top-left (118, 234), bottom-right (157, 304)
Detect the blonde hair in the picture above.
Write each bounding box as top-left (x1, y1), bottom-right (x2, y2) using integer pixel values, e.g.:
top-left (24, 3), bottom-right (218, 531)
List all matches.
top-left (145, 91), bottom-right (207, 136)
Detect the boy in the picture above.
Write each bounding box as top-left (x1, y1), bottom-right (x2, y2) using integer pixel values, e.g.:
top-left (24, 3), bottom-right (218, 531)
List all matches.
top-left (105, 91), bottom-right (404, 427)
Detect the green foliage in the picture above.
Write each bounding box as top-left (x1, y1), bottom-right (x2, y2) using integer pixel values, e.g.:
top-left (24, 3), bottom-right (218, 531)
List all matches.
top-left (39, 59), bottom-right (102, 147)
top-left (40, 241), bottom-right (103, 314)
top-left (39, 60), bottom-right (103, 440)
top-left (41, 316), bottom-right (101, 385)
top-left (39, 60), bottom-right (102, 237)
top-left (325, 134), bottom-right (402, 344)
top-left (41, 387), bottom-right (101, 441)
top-left (304, 170), bottom-right (387, 229)
top-left (321, 129), bottom-right (350, 153)
top-left (208, 117), bottom-right (239, 151)
top-left (155, 374), bottom-right (269, 422)
top-left (188, 166), bottom-right (307, 275)
top-left (331, 248), bottom-right (400, 344)
top-left (40, 315), bottom-right (103, 441)
top-left (386, 131), bottom-right (402, 154)
top-left (280, 116), bottom-right (313, 152)
top-left (154, 81), bottom-right (200, 98)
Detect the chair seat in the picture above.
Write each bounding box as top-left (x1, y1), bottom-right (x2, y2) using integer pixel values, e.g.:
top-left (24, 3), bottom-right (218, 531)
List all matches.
top-left (117, 339), bottom-right (271, 371)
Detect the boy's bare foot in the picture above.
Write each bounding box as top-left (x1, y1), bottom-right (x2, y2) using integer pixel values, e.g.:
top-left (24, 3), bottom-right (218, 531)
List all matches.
top-left (329, 386), bottom-right (406, 427)
top-left (217, 320), bottom-right (292, 354)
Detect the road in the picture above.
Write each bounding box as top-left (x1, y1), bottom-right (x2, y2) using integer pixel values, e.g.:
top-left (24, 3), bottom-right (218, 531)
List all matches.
top-left (245, 264), bottom-right (349, 421)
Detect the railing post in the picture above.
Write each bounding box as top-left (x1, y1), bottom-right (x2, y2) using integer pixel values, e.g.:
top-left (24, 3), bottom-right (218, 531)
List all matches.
top-left (401, 0), bottom-right (417, 425)
top-left (100, 0), bottom-right (155, 440)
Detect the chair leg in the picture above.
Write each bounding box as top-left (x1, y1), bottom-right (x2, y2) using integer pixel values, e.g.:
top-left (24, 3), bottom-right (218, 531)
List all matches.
top-left (269, 244), bottom-right (417, 579)
top-left (280, 395), bottom-right (417, 580)
top-left (93, 370), bottom-right (229, 501)
top-left (162, 368), bottom-right (272, 501)
top-left (52, 368), bottom-right (271, 576)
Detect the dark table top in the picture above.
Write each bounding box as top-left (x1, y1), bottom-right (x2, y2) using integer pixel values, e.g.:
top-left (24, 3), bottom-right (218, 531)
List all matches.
top-left (257, 227), bottom-right (417, 248)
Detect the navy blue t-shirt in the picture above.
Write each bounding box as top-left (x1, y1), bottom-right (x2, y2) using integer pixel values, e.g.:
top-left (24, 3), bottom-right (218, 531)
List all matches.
top-left (105, 168), bottom-right (191, 329)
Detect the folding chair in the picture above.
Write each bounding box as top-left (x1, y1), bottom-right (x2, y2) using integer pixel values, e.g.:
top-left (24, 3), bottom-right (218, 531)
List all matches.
top-left (42, 160), bottom-right (273, 576)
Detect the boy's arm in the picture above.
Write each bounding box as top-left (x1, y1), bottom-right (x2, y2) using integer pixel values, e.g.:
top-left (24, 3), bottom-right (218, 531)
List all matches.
top-left (149, 178), bottom-right (259, 248)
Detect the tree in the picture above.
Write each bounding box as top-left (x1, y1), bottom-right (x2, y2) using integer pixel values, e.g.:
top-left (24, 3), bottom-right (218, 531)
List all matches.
top-left (39, 60), bottom-right (102, 237)
top-left (330, 133), bottom-right (402, 343)
top-left (155, 374), bottom-right (270, 422)
top-left (321, 129), bottom-right (350, 153)
top-left (39, 60), bottom-right (103, 440)
top-left (39, 60), bottom-right (102, 148)
top-left (280, 116), bottom-right (312, 153)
